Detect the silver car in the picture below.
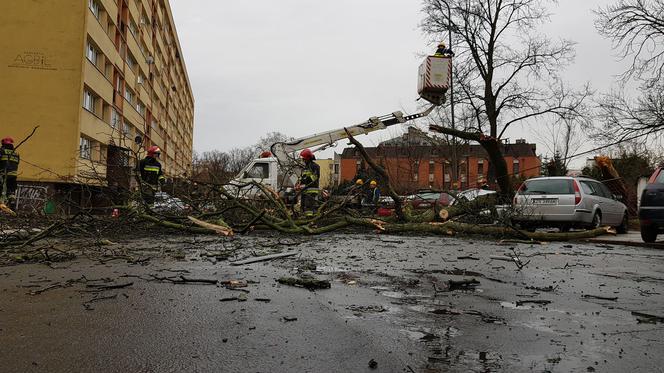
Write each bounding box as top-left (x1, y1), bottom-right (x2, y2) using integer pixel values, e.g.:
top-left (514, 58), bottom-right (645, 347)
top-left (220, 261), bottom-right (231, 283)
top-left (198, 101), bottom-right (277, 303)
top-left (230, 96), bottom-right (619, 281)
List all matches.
top-left (513, 176), bottom-right (628, 232)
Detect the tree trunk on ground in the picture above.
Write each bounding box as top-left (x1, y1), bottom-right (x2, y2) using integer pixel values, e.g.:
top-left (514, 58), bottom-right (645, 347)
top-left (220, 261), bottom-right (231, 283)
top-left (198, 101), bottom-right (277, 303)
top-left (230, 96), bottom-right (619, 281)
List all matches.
top-left (438, 194), bottom-right (497, 221)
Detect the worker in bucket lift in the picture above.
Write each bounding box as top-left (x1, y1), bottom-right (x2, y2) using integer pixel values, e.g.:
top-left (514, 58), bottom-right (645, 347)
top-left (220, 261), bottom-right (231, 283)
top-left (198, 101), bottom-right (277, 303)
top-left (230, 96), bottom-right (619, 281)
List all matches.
top-left (0, 137), bottom-right (20, 209)
top-left (297, 148), bottom-right (320, 217)
top-left (434, 42), bottom-right (454, 57)
top-left (139, 146), bottom-right (165, 204)
top-left (363, 180), bottom-right (381, 211)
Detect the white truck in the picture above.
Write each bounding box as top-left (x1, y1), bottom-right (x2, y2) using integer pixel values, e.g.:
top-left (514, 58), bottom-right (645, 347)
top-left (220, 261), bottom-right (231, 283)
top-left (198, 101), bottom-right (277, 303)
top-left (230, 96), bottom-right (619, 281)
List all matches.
top-left (228, 53), bottom-right (452, 197)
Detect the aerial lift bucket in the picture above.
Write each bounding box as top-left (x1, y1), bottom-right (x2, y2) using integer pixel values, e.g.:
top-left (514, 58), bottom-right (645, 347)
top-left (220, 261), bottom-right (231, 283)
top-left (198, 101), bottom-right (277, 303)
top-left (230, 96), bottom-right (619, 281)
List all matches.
top-left (418, 55), bottom-right (452, 106)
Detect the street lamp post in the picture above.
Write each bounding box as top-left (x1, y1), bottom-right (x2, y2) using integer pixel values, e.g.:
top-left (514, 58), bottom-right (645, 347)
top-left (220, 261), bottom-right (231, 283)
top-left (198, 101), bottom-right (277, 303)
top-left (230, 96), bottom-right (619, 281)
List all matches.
top-left (444, 1), bottom-right (455, 132)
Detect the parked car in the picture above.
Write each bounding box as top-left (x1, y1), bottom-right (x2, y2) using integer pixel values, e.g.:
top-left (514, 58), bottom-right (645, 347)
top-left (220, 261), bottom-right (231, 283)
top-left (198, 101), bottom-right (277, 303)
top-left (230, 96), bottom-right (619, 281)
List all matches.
top-left (152, 192), bottom-right (191, 214)
top-left (404, 190), bottom-right (455, 210)
top-left (638, 166), bottom-right (664, 242)
top-left (451, 188), bottom-right (496, 206)
top-left (513, 176), bottom-right (628, 232)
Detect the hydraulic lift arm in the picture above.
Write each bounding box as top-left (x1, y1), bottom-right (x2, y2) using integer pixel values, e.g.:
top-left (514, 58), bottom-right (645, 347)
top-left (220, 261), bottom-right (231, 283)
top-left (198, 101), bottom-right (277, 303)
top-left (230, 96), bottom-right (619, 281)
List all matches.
top-left (270, 104), bottom-right (437, 164)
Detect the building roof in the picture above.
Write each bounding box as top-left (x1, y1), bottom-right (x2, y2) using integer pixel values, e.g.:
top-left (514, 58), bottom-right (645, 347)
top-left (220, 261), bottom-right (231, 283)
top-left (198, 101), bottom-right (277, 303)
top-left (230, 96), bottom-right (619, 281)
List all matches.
top-left (340, 142), bottom-right (537, 159)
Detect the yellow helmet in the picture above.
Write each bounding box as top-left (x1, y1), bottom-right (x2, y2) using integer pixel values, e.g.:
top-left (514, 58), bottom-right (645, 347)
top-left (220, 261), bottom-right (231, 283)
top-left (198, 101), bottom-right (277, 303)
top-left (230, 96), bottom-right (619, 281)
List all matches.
top-left (355, 179), bottom-right (364, 185)
top-left (370, 180), bottom-right (377, 187)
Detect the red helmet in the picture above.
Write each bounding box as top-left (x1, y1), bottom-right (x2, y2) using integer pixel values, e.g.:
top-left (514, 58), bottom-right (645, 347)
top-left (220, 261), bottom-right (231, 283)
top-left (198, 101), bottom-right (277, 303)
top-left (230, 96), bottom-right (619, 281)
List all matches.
top-left (300, 148), bottom-right (314, 160)
top-left (147, 146), bottom-right (161, 157)
top-left (260, 151), bottom-right (272, 158)
top-left (1, 137), bottom-right (14, 145)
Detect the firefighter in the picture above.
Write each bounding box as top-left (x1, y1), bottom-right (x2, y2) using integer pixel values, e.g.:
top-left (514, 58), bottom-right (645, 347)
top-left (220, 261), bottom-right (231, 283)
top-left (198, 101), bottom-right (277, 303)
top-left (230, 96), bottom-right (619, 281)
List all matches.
top-left (364, 180), bottom-right (381, 211)
top-left (298, 148), bottom-right (320, 216)
top-left (350, 179), bottom-right (365, 208)
top-left (139, 146), bottom-right (165, 204)
top-left (0, 137), bottom-right (20, 208)
top-left (434, 42), bottom-right (454, 57)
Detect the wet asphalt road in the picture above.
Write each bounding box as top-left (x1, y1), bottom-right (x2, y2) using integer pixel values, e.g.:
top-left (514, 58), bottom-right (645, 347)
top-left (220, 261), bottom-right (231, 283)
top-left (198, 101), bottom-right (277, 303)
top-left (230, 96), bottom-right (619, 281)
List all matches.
top-left (1, 232), bottom-right (663, 372)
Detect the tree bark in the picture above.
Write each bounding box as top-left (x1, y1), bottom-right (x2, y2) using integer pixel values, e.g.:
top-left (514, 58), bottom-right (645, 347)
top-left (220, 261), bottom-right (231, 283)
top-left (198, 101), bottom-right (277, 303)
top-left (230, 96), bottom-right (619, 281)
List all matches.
top-left (429, 125), bottom-right (512, 198)
top-left (344, 128), bottom-right (405, 221)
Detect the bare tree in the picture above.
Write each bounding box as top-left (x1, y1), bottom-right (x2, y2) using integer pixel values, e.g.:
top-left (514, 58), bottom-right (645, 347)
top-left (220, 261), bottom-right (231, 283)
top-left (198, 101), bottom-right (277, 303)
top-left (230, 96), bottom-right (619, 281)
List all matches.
top-left (596, 0), bottom-right (664, 87)
top-left (594, 0), bottom-right (664, 143)
top-left (535, 117), bottom-right (583, 169)
top-left (421, 0), bottom-right (591, 196)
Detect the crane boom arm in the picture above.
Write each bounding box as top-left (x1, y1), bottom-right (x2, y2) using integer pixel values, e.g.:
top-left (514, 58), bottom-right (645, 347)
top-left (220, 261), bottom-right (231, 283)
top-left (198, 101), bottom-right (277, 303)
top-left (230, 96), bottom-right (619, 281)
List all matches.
top-left (270, 104), bottom-right (436, 163)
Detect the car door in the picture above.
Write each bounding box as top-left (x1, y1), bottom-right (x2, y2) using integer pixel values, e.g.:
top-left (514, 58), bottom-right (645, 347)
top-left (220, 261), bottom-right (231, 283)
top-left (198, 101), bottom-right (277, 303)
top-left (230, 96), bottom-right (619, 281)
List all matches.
top-left (580, 181), bottom-right (604, 222)
top-left (596, 182), bottom-right (623, 225)
top-left (591, 181), bottom-right (619, 225)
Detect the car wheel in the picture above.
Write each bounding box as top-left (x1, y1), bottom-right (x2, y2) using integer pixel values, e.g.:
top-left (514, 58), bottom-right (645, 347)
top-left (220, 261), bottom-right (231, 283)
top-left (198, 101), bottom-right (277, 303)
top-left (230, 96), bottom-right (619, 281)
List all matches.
top-left (590, 212), bottom-right (601, 229)
top-left (641, 225), bottom-right (658, 243)
top-left (616, 214), bottom-right (629, 234)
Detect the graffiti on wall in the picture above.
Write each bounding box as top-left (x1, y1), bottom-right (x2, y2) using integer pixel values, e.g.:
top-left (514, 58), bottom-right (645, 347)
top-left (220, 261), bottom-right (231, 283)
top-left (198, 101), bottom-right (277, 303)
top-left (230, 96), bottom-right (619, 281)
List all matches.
top-left (15, 185), bottom-right (48, 213)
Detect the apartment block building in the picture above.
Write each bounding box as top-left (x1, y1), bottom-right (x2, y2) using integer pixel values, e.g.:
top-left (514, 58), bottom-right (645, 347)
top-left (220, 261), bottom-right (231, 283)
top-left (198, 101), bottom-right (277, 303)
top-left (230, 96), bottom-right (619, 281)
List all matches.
top-left (1, 0), bottom-right (194, 191)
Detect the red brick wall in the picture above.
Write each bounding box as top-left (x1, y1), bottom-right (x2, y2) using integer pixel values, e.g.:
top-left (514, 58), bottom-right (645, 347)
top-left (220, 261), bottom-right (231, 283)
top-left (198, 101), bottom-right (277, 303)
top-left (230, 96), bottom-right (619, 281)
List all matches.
top-left (339, 154), bottom-right (541, 193)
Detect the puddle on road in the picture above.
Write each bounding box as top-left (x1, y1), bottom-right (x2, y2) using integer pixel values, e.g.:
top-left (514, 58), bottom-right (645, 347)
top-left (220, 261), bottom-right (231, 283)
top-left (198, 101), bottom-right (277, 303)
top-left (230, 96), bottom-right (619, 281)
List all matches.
top-left (313, 265), bottom-right (347, 273)
top-left (500, 301), bottom-right (533, 310)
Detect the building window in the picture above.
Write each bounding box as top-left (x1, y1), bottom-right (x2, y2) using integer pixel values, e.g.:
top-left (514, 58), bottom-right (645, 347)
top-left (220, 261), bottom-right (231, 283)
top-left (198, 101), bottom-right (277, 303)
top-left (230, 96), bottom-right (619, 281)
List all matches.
top-left (428, 160), bottom-right (435, 182)
top-left (126, 53), bottom-right (137, 70)
top-left (89, 0), bottom-right (100, 19)
top-left (136, 101), bottom-right (146, 116)
top-left (128, 19), bottom-right (138, 38)
top-left (110, 108), bottom-right (120, 128)
top-left (124, 87), bottom-right (134, 104)
top-left (413, 160), bottom-right (419, 182)
top-left (513, 159), bottom-right (520, 176)
top-left (80, 137), bottom-right (91, 160)
top-left (86, 42), bottom-right (99, 65)
top-left (123, 121), bottom-right (132, 137)
top-left (477, 159), bottom-right (484, 177)
top-left (83, 89), bottom-right (97, 113)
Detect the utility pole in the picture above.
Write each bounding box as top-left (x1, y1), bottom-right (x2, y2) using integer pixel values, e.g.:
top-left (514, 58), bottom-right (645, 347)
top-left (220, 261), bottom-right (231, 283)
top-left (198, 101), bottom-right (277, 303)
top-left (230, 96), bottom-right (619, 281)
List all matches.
top-left (443, 1), bottom-right (455, 133)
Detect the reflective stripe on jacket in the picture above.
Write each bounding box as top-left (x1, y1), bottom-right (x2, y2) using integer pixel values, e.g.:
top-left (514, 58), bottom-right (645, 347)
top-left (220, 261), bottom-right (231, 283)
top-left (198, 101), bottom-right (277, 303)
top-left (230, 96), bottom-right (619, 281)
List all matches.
top-left (0, 148), bottom-right (19, 176)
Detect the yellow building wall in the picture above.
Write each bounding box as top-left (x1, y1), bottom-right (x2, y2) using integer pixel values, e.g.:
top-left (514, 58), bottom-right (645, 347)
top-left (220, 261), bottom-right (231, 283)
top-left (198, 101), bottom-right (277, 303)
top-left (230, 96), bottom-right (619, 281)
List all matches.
top-left (0, 1), bottom-right (86, 182)
top-left (315, 159), bottom-right (334, 189)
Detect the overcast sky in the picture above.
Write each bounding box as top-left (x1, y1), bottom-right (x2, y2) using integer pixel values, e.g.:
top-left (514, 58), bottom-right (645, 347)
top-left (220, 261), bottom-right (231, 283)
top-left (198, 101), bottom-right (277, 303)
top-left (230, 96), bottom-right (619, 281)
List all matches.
top-left (171, 0), bottom-right (624, 167)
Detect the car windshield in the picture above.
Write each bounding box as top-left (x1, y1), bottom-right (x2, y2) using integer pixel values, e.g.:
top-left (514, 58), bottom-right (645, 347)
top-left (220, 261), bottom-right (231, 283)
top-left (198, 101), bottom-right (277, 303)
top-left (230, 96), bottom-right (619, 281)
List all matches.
top-left (654, 169), bottom-right (664, 184)
top-left (416, 193), bottom-right (440, 200)
top-left (520, 179), bottom-right (573, 195)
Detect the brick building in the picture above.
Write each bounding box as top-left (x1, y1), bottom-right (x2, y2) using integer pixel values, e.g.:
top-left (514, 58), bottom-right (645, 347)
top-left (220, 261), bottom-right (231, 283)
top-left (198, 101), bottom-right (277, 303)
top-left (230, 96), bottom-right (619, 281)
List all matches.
top-left (337, 127), bottom-right (541, 193)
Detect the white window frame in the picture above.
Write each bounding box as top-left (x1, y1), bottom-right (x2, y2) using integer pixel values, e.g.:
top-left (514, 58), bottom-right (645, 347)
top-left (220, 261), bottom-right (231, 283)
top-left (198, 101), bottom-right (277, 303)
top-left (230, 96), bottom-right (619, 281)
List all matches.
top-left (124, 87), bottom-right (134, 104)
top-left (83, 89), bottom-right (96, 113)
top-left (126, 53), bottom-right (136, 70)
top-left (123, 121), bottom-right (131, 137)
top-left (128, 19), bottom-right (138, 38)
top-left (86, 42), bottom-right (99, 65)
top-left (80, 137), bottom-right (91, 160)
top-left (513, 159), bottom-right (520, 176)
top-left (136, 101), bottom-right (146, 116)
top-left (89, 0), bottom-right (100, 20)
top-left (110, 108), bottom-right (120, 129)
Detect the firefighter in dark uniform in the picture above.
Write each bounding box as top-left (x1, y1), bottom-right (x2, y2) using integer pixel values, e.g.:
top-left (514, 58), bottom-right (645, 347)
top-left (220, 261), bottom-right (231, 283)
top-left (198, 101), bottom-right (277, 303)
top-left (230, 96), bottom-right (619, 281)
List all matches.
top-left (298, 148), bottom-right (320, 216)
top-left (139, 146), bottom-right (165, 204)
top-left (434, 42), bottom-right (454, 57)
top-left (0, 137), bottom-right (20, 208)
